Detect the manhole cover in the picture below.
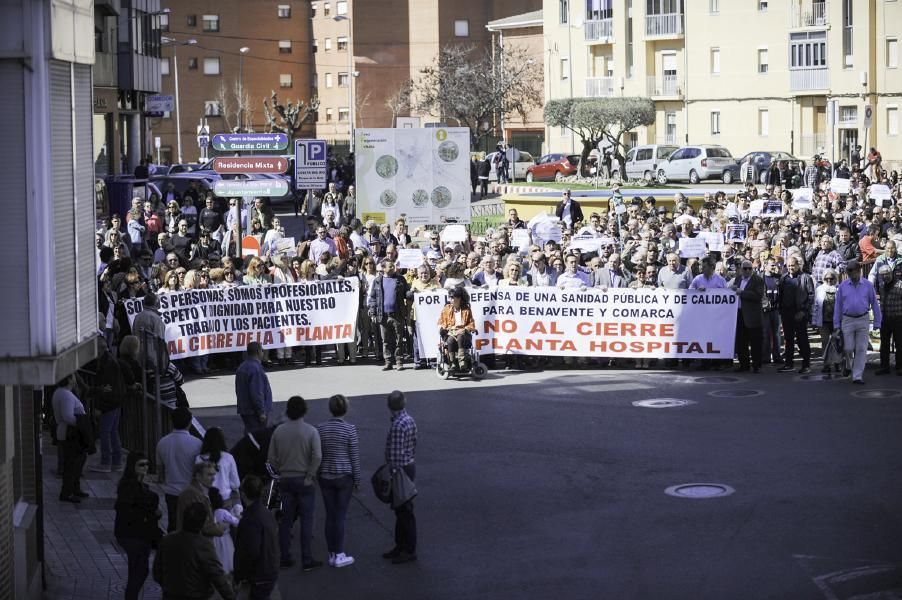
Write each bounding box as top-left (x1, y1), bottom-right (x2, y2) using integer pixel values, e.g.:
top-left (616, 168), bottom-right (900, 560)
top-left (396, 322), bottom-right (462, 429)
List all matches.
top-left (707, 389), bottom-right (765, 398)
top-left (665, 483), bottom-right (735, 499)
top-left (692, 376), bottom-right (744, 384)
top-left (796, 373), bottom-right (844, 382)
top-left (851, 389), bottom-right (902, 399)
top-left (632, 398), bottom-right (697, 408)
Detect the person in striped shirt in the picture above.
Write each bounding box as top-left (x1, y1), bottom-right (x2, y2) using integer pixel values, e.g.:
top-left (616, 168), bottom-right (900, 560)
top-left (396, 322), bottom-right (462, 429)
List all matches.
top-left (316, 395), bottom-right (361, 569)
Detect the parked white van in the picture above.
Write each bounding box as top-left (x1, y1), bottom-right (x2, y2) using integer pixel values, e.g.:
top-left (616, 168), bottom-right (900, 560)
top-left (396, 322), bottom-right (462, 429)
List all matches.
top-left (624, 144), bottom-right (679, 181)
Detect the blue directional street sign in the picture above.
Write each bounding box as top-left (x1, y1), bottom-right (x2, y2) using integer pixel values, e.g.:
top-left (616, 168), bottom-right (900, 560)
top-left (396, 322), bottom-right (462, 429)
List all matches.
top-left (212, 133), bottom-right (289, 152)
top-left (294, 139), bottom-right (328, 190)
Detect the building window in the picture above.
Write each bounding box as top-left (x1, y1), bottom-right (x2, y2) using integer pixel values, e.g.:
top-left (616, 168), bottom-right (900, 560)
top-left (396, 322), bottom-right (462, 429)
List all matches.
top-left (710, 48), bottom-right (720, 74)
top-left (842, 0), bottom-right (852, 67)
top-left (280, 73), bottom-right (293, 88)
top-left (758, 48), bottom-right (768, 73)
top-left (888, 107), bottom-right (899, 136)
top-left (758, 0), bottom-right (767, 11)
top-left (559, 0), bottom-right (568, 24)
top-left (839, 105), bottom-right (857, 124)
top-left (326, 108), bottom-right (333, 122)
top-left (203, 57), bottom-right (220, 75)
top-left (325, 38), bottom-right (332, 51)
top-left (325, 73), bottom-right (333, 87)
top-left (312, 39), bottom-right (318, 53)
top-left (311, 72), bottom-right (318, 88)
top-left (202, 14), bottom-right (220, 32)
top-left (338, 72), bottom-right (349, 87)
top-left (336, 1), bottom-right (347, 15)
top-left (626, 0), bottom-right (634, 77)
top-left (324, 3), bottom-right (331, 17)
top-left (278, 4), bottom-right (291, 18)
top-left (338, 108), bottom-right (350, 121)
top-left (455, 20), bottom-right (469, 37)
top-left (279, 40), bottom-right (292, 54)
top-left (159, 13), bottom-right (169, 31)
top-left (337, 36), bottom-right (348, 51)
top-left (888, 38), bottom-right (899, 69)
top-left (790, 31), bottom-right (827, 69)
top-left (204, 101), bottom-right (222, 117)
top-left (188, 57), bottom-right (198, 70)
top-left (709, 0), bottom-right (719, 13)
top-left (560, 57), bottom-right (570, 80)
top-left (160, 58), bottom-right (170, 75)
top-left (311, 3), bottom-right (318, 17)
top-left (758, 109), bottom-right (769, 136)
top-left (710, 111), bottom-right (721, 135)
top-left (186, 14), bottom-right (197, 27)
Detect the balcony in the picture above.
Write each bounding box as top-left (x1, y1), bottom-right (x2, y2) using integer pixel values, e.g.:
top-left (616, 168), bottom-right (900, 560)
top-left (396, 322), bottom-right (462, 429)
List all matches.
top-left (790, 0), bottom-right (828, 29)
top-left (93, 51), bottom-right (118, 87)
top-left (645, 13), bottom-right (683, 38)
top-left (586, 76), bottom-right (615, 97)
top-left (790, 67), bottom-right (829, 93)
top-left (585, 19), bottom-right (614, 43)
top-left (647, 74), bottom-right (682, 98)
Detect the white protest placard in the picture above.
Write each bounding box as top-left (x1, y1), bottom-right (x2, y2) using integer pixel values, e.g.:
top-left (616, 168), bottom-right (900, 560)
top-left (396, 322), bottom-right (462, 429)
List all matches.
top-left (792, 188), bottom-right (814, 210)
top-left (726, 223), bottom-right (748, 243)
top-left (674, 214), bottom-right (700, 226)
top-left (533, 220), bottom-right (562, 248)
top-left (440, 224), bottom-right (468, 243)
top-left (414, 287), bottom-right (738, 360)
top-left (761, 200), bottom-right (784, 218)
top-left (511, 229), bottom-right (530, 249)
top-left (679, 237), bottom-right (708, 258)
top-left (869, 184), bottom-right (892, 201)
top-left (123, 280), bottom-right (360, 359)
top-left (614, 204), bottom-right (627, 215)
top-left (397, 248), bottom-right (426, 269)
top-left (749, 199), bottom-right (765, 217)
top-left (725, 202), bottom-right (740, 219)
top-left (567, 237), bottom-right (603, 254)
top-left (274, 237), bottom-right (297, 257)
top-left (699, 231), bottom-right (725, 252)
top-left (830, 178), bottom-right (851, 195)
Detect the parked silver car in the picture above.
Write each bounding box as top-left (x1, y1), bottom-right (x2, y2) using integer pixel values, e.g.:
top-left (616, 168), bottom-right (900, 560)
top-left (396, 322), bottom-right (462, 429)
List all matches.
top-left (656, 145), bottom-right (736, 184)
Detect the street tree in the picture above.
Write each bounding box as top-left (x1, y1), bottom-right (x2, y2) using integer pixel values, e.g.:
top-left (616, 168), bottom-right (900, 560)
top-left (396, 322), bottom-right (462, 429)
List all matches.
top-left (414, 43), bottom-right (542, 146)
top-left (385, 79), bottom-right (414, 127)
top-left (215, 79), bottom-right (255, 133)
top-left (544, 97), bottom-right (655, 177)
top-left (262, 91), bottom-right (320, 145)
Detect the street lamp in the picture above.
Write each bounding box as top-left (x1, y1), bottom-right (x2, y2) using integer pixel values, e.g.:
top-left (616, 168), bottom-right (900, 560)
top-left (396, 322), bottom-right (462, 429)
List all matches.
top-left (161, 36), bottom-right (197, 164)
top-left (333, 15), bottom-right (356, 153)
top-left (238, 47), bottom-right (250, 132)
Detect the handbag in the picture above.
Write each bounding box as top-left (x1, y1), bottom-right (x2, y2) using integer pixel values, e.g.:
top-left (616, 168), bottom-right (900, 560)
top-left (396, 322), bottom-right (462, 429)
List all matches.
top-left (370, 464), bottom-right (392, 504)
top-left (390, 468), bottom-right (418, 509)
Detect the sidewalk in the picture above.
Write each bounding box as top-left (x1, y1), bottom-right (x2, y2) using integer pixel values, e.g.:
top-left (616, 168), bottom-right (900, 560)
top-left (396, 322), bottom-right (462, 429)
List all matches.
top-left (42, 438), bottom-right (161, 600)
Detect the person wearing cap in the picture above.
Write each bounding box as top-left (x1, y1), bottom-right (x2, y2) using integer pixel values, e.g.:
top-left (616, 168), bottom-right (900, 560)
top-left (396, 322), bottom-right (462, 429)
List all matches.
top-left (730, 260), bottom-right (765, 373)
top-left (875, 264), bottom-right (902, 375)
top-left (833, 259), bottom-right (882, 384)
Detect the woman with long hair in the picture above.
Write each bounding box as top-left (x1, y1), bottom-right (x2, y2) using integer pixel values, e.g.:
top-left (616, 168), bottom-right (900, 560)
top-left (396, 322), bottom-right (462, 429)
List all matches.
top-left (195, 427), bottom-right (241, 508)
top-left (114, 452), bottom-right (162, 600)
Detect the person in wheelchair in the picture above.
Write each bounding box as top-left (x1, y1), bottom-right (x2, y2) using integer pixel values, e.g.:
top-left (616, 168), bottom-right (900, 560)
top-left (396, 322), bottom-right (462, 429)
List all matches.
top-left (438, 287), bottom-right (477, 371)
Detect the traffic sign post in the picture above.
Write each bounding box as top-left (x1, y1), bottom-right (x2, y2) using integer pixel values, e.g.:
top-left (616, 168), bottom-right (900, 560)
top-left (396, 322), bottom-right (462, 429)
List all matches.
top-left (294, 139), bottom-right (327, 190)
top-left (212, 156), bottom-right (288, 175)
top-left (213, 179), bottom-right (289, 198)
top-left (145, 95), bottom-right (174, 118)
top-left (212, 133), bottom-right (289, 152)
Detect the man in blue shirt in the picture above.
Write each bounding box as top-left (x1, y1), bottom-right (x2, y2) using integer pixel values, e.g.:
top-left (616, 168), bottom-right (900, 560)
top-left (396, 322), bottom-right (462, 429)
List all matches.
top-left (833, 260), bottom-right (882, 384)
top-left (235, 342), bottom-right (273, 434)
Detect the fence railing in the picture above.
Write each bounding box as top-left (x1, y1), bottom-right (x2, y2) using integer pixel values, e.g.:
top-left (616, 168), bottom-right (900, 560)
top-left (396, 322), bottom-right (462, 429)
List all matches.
top-left (790, 67), bottom-right (829, 92)
top-left (585, 18), bottom-right (614, 42)
top-left (586, 76), bottom-right (615, 97)
top-left (647, 74), bottom-right (682, 97)
top-left (791, 0), bottom-right (828, 27)
top-left (645, 13), bottom-right (683, 37)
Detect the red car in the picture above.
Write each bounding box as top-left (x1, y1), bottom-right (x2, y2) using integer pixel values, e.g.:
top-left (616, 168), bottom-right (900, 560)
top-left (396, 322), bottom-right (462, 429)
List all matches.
top-left (525, 153), bottom-right (581, 182)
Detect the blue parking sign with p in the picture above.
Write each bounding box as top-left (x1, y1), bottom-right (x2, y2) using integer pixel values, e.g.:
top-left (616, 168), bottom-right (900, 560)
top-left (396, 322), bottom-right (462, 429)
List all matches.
top-left (295, 139), bottom-right (328, 190)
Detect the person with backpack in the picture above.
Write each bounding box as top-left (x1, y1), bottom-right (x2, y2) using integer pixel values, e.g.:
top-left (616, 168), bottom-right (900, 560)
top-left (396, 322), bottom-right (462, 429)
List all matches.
top-left (90, 349), bottom-right (127, 472)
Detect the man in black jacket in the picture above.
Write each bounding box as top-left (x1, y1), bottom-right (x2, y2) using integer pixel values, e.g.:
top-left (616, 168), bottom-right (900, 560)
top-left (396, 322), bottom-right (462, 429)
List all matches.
top-left (555, 190), bottom-right (584, 232)
top-left (367, 259), bottom-right (410, 371)
top-left (235, 475), bottom-right (281, 600)
top-left (153, 502), bottom-right (235, 600)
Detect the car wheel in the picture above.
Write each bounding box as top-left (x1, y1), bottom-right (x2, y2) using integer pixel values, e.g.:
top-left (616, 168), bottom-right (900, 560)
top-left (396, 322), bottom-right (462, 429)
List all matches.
top-left (657, 170), bottom-right (668, 185)
top-left (526, 172), bottom-right (534, 182)
top-left (689, 169), bottom-right (700, 184)
top-left (554, 170), bottom-right (564, 182)
top-left (644, 170), bottom-right (653, 182)
top-left (722, 170), bottom-right (733, 184)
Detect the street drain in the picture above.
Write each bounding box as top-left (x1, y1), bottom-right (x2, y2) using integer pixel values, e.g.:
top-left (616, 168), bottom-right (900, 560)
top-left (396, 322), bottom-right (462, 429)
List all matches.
top-left (665, 483), bottom-right (735, 499)
top-left (851, 389), bottom-right (902, 399)
top-left (796, 373), bottom-right (845, 382)
top-left (707, 389), bottom-right (765, 398)
top-left (632, 399), bottom-right (697, 408)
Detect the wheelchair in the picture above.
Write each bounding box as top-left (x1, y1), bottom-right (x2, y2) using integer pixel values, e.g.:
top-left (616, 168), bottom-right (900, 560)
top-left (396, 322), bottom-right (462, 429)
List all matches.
top-left (436, 329), bottom-right (488, 380)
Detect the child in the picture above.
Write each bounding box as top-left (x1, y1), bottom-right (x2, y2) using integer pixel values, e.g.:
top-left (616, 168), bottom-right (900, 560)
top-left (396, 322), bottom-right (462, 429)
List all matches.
top-left (209, 488), bottom-right (239, 576)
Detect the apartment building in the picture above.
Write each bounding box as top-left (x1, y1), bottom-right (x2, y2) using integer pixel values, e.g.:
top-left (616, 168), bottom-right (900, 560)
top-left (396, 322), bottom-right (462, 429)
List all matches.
top-left (155, 0), bottom-right (314, 164)
top-left (543, 0), bottom-right (902, 169)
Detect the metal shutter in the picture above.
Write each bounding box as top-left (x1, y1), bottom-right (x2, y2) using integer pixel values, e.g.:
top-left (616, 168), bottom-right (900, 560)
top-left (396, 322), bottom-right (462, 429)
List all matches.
top-left (74, 65), bottom-right (98, 340)
top-left (49, 61), bottom-right (78, 349)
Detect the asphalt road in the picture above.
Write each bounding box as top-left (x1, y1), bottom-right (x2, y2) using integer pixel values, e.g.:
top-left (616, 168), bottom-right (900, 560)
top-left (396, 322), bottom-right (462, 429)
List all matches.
top-left (188, 363), bottom-right (902, 600)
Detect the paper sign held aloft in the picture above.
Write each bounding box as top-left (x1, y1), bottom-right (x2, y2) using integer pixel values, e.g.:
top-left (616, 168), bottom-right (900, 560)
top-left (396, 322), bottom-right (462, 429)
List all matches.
top-left (869, 184), bottom-right (892, 201)
top-left (397, 248), bottom-right (426, 269)
top-left (511, 229), bottom-right (530, 249)
top-left (679, 237), bottom-right (707, 258)
top-left (699, 231), bottom-right (724, 252)
top-left (274, 237), bottom-right (297, 257)
top-left (792, 187), bottom-right (814, 209)
top-left (829, 178), bottom-right (851, 195)
top-left (440, 224), bottom-right (468, 243)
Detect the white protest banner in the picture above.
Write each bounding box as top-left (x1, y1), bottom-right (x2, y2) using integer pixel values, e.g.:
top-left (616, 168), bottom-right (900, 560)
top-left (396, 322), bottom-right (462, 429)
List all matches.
top-left (123, 280), bottom-right (359, 359)
top-left (792, 188), bottom-right (814, 210)
top-left (679, 237), bottom-right (707, 258)
top-left (397, 248), bottom-right (426, 269)
top-left (511, 229), bottom-right (530, 249)
top-left (829, 178), bottom-right (851, 195)
top-left (698, 231), bottom-right (724, 252)
top-left (869, 184), bottom-right (892, 201)
top-left (726, 223), bottom-right (748, 243)
top-left (748, 199), bottom-right (764, 217)
top-left (440, 224), bottom-right (468, 243)
top-left (414, 287), bottom-right (737, 360)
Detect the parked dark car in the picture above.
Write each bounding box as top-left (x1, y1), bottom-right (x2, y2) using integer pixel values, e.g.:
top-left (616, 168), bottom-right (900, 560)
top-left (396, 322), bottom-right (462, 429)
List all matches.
top-left (736, 151), bottom-right (803, 184)
top-left (525, 153), bottom-right (581, 182)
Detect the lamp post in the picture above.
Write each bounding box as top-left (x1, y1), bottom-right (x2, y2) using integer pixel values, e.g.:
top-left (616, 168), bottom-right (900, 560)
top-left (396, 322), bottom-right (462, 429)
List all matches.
top-left (238, 47), bottom-right (250, 132)
top-left (161, 36), bottom-right (197, 164)
top-left (333, 15), bottom-right (355, 153)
